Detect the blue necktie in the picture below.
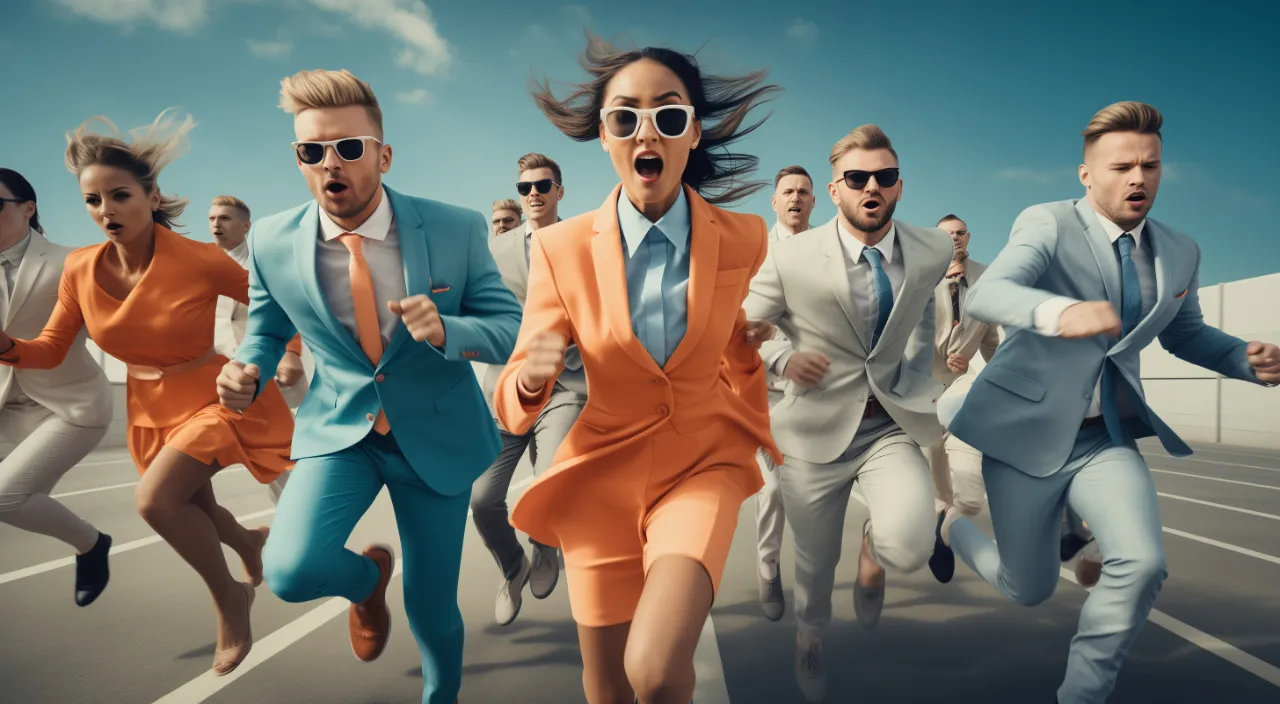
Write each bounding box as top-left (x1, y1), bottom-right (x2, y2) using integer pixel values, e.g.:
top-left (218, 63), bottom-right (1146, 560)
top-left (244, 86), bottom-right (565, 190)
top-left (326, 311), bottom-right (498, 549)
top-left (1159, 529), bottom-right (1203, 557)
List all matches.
top-left (639, 226), bottom-right (669, 365)
top-left (1100, 233), bottom-right (1143, 446)
top-left (862, 247), bottom-right (894, 348)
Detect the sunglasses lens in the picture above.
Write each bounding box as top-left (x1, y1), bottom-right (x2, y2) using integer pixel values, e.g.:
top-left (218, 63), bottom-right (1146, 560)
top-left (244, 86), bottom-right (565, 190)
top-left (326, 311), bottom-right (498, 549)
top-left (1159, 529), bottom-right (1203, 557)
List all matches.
top-left (516, 182), bottom-right (532, 196)
top-left (535, 179), bottom-right (554, 194)
top-left (605, 110), bottom-right (639, 139)
top-left (655, 107), bottom-right (689, 137)
top-left (296, 143), bottom-right (324, 164)
top-left (336, 139), bottom-right (366, 161)
top-left (876, 169), bottom-right (900, 187)
top-left (845, 172), bottom-right (870, 190)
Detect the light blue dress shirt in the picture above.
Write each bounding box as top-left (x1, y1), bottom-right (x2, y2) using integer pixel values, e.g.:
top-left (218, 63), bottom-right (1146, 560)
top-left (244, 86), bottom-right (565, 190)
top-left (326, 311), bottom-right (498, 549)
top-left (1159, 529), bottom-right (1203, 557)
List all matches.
top-left (617, 188), bottom-right (691, 367)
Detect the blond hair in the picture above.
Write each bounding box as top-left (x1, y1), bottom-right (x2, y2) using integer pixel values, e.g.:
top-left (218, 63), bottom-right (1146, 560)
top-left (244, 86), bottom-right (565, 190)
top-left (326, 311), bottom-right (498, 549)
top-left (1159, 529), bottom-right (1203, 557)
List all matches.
top-left (829, 125), bottom-right (898, 166)
top-left (1083, 101), bottom-right (1163, 155)
top-left (516, 152), bottom-right (562, 184)
top-left (211, 195), bottom-right (250, 219)
top-left (64, 107), bottom-right (195, 230)
top-left (492, 198), bottom-right (522, 214)
top-left (278, 69), bottom-right (383, 135)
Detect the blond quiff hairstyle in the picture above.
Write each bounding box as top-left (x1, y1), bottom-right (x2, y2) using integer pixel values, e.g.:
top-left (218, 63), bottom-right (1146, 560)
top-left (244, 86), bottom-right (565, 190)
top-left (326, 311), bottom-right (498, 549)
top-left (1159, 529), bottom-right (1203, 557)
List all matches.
top-left (830, 124), bottom-right (898, 166)
top-left (211, 195), bottom-right (250, 219)
top-left (492, 198), bottom-right (522, 215)
top-left (1083, 101), bottom-right (1163, 155)
top-left (278, 69), bottom-right (383, 135)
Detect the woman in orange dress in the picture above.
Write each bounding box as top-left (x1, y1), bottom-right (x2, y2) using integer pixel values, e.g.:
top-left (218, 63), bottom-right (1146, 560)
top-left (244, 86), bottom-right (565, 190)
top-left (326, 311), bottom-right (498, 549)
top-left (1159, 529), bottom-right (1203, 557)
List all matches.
top-left (494, 35), bottom-right (781, 703)
top-left (0, 111), bottom-right (300, 675)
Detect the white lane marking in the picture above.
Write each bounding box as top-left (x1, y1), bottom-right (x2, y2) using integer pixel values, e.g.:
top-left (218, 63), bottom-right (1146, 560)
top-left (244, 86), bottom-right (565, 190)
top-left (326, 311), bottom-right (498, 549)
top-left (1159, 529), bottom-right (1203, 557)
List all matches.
top-left (72, 459), bottom-right (134, 468)
top-left (152, 476), bottom-right (536, 704)
top-left (693, 609), bottom-right (732, 704)
top-left (1150, 456), bottom-right (1280, 474)
top-left (1162, 528), bottom-right (1280, 567)
top-left (851, 492), bottom-right (1280, 689)
top-left (0, 508), bottom-right (276, 586)
top-left (51, 467), bottom-right (251, 499)
top-left (1151, 469), bottom-right (1280, 491)
top-left (1158, 492), bottom-right (1280, 521)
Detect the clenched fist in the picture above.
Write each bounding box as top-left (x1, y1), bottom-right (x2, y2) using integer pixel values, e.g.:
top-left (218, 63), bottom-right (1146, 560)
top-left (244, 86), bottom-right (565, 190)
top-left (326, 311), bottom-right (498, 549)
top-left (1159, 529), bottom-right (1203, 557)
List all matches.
top-left (275, 350), bottom-right (304, 387)
top-left (947, 354), bottom-right (970, 374)
top-left (217, 361), bottom-right (260, 412)
top-left (1247, 341), bottom-right (1280, 384)
top-left (743, 319), bottom-right (775, 349)
top-left (783, 351), bottom-right (831, 388)
top-left (1058, 301), bottom-right (1122, 339)
top-left (517, 332), bottom-right (567, 394)
top-left (388, 295), bottom-right (445, 347)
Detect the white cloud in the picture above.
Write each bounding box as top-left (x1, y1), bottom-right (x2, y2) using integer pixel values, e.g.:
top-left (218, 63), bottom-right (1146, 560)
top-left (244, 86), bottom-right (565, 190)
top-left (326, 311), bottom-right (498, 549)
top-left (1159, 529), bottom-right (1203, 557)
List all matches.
top-left (396, 88), bottom-right (433, 106)
top-left (304, 0), bottom-right (453, 76)
top-left (996, 166), bottom-right (1075, 185)
top-left (52, 0), bottom-right (209, 33)
top-left (786, 18), bottom-right (818, 42)
top-left (247, 38), bottom-right (292, 58)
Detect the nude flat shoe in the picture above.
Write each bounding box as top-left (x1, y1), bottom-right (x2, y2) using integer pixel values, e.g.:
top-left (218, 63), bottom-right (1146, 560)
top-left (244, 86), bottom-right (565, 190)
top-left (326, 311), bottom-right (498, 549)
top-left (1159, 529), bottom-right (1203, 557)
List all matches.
top-left (213, 582), bottom-right (255, 676)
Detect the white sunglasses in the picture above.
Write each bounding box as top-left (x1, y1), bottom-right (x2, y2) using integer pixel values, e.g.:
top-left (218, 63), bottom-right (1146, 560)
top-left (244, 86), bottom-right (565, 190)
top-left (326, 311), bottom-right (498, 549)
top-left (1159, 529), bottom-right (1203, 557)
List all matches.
top-left (599, 105), bottom-right (695, 140)
top-left (291, 136), bottom-right (382, 165)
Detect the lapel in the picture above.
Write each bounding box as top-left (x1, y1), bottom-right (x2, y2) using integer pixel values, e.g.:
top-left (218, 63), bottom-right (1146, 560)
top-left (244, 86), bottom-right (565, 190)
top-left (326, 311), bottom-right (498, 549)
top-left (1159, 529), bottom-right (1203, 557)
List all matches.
top-left (662, 186), bottom-right (720, 373)
top-left (934, 276), bottom-right (955, 341)
top-left (6, 232), bottom-right (49, 327)
top-left (873, 222), bottom-right (922, 353)
top-left (590, 186), bottom-right (663, 375)
top-left (819, 219), bottom-right (870, 354)
top-left (380, 187), bottom-right (431, 365)
top-left (293, 202), bottom-right (368, 365)
top-left (1108, 219), bottom-right (1175, 358)
top-left (516, 222), bottom-right (531, 290)
top-left (1074, 199), bottom-right (1122, 312)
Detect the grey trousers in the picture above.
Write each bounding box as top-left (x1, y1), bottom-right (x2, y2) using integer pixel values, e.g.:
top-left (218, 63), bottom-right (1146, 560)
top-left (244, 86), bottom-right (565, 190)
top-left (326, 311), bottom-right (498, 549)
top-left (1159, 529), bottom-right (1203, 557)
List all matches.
top-left (754, 391), bottom-right (786, 578)
top-left (0, 399), bottom-right (106, 553)
top-left (470, 387), bottom-right (585, 579)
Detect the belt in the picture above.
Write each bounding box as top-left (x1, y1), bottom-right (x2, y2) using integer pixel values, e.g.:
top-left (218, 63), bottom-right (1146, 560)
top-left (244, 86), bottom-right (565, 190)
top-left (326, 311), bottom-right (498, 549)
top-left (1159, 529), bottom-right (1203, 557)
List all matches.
top-left (126, 348), bottom-right (217, 381)
top-left (1081, 415), bottom-right (1106, 429)
top-left (864, 395), bottom-right (885, 417)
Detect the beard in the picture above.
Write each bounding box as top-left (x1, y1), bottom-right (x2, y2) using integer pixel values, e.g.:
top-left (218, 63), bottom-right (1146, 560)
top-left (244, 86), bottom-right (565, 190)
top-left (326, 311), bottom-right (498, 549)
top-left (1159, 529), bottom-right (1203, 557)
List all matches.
top-left (839, 196), bottom-right (897, 234)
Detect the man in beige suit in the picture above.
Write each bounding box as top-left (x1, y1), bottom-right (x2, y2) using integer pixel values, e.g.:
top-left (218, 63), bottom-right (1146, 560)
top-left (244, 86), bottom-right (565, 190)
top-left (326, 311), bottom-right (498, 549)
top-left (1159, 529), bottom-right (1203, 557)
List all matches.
top-left (744, 127), bottom-right (951, 702)
top-left (754, 165), bottom-right (816, 622)
top-left (473, 153), bottom-right (585, 626)
top-left (490, 198), bottom-right (522, 237)
top-left (0, 168), bottom-right (113, 607)
top-left (209, 195), bottom-right (305, 503)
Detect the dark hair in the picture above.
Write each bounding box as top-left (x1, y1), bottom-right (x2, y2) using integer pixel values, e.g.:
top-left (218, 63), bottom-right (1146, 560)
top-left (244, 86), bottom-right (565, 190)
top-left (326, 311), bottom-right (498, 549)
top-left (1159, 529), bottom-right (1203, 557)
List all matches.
top-left (531, 32), bottom-right (781, 205)
top-left (774, 165), bottom-right (811, 189)
top-left (0, 168), bottom-right (42, 233)
top-left (937, 213), bottom-right (963, 226)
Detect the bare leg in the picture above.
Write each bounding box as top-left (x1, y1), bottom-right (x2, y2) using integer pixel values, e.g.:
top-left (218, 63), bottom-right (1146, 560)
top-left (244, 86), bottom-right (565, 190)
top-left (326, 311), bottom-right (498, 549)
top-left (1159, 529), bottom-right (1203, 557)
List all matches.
top-left (192, 482), bottom-right (269, 585)
top-left (578, 622), bottom-right (632, 704)
top-left (624, 556), bottom-right (715, 704)
top-left (134, 448), bottom-right (252, 673)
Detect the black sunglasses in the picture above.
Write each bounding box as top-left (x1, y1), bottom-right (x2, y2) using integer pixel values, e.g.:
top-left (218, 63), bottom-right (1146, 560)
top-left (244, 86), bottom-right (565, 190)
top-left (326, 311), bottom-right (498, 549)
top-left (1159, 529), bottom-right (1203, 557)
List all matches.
top-left (517, 179), bottom-right (559, 196)
top-left (0, 197), bottom-right (26, 212)
top-left (841, 168), bottom-right (900, 190)
top-left (292, 136), bottom-right (381, 165)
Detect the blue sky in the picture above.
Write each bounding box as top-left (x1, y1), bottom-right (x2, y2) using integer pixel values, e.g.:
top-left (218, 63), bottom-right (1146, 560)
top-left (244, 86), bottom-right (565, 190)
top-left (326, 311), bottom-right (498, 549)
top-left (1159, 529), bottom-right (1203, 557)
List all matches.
top-left (5, 0), bottom-right (1278, 285)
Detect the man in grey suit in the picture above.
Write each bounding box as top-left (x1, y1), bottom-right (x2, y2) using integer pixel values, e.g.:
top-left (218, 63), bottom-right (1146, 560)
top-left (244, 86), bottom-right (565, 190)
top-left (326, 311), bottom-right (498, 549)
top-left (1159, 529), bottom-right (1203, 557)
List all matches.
top-left (754, 164), bottom-right (816, 622)
top-left (744, 126), bottom-right (951, 703)
top-left (473, 152), bottom-right (585, 626)
top-left (931, 102), bottom-right (1280, 704)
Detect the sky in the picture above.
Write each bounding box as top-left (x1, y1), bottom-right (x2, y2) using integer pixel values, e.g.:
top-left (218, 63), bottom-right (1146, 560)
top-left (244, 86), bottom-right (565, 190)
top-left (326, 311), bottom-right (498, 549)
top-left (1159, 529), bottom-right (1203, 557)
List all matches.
top-left (4, 0), bottom-right (1279, 285)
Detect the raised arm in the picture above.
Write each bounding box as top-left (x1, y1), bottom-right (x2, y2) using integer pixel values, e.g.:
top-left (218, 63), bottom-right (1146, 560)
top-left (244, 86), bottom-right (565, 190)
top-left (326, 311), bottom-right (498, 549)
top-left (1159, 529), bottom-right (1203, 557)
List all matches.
top-left (434, 212), bottom-right (523, 364)
top-left (211, 246), bottom-right (303, 359)
top-left (0, 268), bottom-right (86, 370)
top-left (233, 231), bottom-right (299, 401)
top-left (743, 245), bottom-right (792, 372)
top-left (1157, 254), bottom-right (1261, 384)
top-left (965, 205), bottom-right (1063, 330)
top-left (494, 233), bottom-right (573, 435)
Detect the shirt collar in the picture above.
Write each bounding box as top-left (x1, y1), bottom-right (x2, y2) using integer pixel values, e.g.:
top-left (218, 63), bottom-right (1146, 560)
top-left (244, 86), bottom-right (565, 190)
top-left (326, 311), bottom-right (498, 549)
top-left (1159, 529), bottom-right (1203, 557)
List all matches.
top-left (224, 239), bottom-right (249, 265)
top-left (525, 217), bottom-right (562, 241)
top-left (0, 229), bottom-right (33, 268)
top-left (1093, 211), bottom-right (1145, 249)
top-left (837, 220), bottom-right (897, 264)
top-left (618, 187), bottom-right (691, 257)
top-left (319, 187), bottom-right (393, 242)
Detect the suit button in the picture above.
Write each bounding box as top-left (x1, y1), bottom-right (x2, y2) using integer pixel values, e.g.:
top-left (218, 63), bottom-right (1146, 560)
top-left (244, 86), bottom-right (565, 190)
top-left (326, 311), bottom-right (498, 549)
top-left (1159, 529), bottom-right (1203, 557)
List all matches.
top-left (657, 405), bottom-right (669, 417)
top-left (857, 396), bottom-right (866, 403)
top-left (653, 377), bottom-right (667, 385)
top-left (366, 413), bottom-right (375, 422)
top-left (375, 374), bottom-right (385, 383)
top-left (1084, 393), bottom-right (1092, 400)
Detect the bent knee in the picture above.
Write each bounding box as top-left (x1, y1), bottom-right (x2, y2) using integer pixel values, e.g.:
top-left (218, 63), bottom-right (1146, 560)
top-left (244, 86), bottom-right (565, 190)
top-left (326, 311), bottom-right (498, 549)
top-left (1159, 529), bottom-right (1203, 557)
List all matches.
top-left (1110, 550), bottom-right (1168, 588)
top-left (870, 526), bottom-right (934, 573)
top-left (134, 486), bottom-right (176, 525)
top-left (623, 649), bottom-right (688, 704)
top-left (1009, 578), bottom-right (1057, 606)
top-left (262, 544), bottom-right (329, 602)
top-left (0, 491), bottom-right (34, 514)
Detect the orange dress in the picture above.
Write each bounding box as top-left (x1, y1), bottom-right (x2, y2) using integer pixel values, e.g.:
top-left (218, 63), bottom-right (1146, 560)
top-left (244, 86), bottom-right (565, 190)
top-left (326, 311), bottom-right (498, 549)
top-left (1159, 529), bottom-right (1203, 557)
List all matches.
top-left (0, 225), bottom-right (297, 482)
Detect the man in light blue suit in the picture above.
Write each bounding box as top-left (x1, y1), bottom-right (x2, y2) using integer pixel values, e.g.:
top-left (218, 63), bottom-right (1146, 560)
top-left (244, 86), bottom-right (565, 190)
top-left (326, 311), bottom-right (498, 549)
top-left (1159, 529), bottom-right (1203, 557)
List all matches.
top-left (216, 69), bottom-right (522, 704)
top-left (930, 101), bottom-right (1280, 704)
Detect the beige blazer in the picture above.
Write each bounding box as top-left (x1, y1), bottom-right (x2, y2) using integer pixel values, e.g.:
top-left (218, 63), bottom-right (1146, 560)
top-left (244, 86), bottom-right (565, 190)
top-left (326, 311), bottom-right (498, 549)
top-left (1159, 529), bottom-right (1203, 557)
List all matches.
top-left (932, 258), bottom-right (1001, 385)
top-left (1, 232), bottom-right (112, 427)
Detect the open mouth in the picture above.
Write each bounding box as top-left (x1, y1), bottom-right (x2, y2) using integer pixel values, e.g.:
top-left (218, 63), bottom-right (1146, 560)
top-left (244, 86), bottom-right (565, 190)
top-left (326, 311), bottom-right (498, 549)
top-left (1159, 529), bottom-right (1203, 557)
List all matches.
top-left (528, 199), bottom-right (544, 208)
top-left (861, 200), bottom-right (882, 214)
top-left (1125, 192), bottom-right (1146, 204)
top-left (787, 206), bottom-right (802, 214)
top-left (635, 153), bottom-right (663, 183)
top-left (324, 180), bottom-right (349, 195)
top-left (105, 221), bottom-right (123, 232)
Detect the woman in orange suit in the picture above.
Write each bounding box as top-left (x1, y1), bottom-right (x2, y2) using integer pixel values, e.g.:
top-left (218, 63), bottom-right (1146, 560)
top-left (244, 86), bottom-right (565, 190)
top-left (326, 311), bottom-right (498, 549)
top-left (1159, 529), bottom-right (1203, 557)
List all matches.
top-left (0, 111), bottom-right (301, 676)
top-left (494, 35), bottom-right (782, 704)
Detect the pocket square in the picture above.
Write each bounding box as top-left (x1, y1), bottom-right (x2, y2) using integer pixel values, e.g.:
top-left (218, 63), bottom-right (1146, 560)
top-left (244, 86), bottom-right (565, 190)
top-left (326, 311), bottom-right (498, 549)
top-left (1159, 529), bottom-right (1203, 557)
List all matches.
top-left (1176, 288), bottom-right (1188, 299)
top-left (431, 285), bottom-right (451, 294)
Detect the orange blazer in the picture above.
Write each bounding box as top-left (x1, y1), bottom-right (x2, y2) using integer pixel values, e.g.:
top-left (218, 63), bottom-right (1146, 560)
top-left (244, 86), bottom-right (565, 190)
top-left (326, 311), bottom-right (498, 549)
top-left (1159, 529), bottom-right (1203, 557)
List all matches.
top-left (495, 185), bottom-right (782, 525)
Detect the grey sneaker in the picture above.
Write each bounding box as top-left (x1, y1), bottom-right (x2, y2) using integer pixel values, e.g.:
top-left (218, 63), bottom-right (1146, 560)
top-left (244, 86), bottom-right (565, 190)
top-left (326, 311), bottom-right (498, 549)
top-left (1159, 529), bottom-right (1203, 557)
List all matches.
top-left (795, 636), bottom-right (826, 702)
top-left (760, 568), bottom-right (784, 621)
top-left (528, 543), bottom-right (560, 599)
top-left (495, 554), bottom-right (531, 626)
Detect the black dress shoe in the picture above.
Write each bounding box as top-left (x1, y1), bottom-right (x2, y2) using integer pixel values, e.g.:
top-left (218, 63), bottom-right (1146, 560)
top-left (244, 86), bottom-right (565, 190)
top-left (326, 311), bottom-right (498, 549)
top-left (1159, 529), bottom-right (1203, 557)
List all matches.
top-left (74, 532), bottom-right (111, 607)
top-left (1059, 531), bottom-right (1090, 562)
top-left (927, 510), bottom-right (954, 584)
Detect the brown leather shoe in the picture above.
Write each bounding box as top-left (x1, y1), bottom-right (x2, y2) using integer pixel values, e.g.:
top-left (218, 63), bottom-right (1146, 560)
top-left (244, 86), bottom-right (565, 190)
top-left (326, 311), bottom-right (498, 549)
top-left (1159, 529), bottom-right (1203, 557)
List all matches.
top-left (350, 544), bottom-right (395, 662)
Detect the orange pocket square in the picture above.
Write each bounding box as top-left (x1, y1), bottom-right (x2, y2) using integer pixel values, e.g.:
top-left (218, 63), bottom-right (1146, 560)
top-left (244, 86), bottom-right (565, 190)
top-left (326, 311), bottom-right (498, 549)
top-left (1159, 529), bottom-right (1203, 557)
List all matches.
top-left (431, 286), bottom-right (451, 294)
top-left (1176, 289), bottom-right (1188, 299)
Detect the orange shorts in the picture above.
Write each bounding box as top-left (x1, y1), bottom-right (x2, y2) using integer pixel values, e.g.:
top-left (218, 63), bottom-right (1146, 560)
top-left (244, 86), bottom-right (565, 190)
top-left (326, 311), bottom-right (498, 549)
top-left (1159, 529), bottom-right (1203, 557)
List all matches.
top-left (543, 419), bottom-right (763, 627)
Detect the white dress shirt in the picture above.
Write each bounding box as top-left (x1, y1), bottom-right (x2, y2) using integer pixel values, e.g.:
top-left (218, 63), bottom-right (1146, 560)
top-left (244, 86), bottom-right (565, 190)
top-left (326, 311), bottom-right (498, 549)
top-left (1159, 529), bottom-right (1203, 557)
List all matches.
top-left (213, 239), bottom-right (250, 358)
top-left (838, 221), bottom-right (904, 346)
top-left (1032, 214), bottom-right (1156, 418)
top-left (316, 190), bottom-right (407, 348)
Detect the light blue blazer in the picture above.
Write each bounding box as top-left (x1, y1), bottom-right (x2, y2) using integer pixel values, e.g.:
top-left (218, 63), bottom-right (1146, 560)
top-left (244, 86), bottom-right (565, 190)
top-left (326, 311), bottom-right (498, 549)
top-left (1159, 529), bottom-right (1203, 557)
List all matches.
top-left (944, 199), bottom-right (1263, 476)
top-left (235, 186), bottom-right (523, 496)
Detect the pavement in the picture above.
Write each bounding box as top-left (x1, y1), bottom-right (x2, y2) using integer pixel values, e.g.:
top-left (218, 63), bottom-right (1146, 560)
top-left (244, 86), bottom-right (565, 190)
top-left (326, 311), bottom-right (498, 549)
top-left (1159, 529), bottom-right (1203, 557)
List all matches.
top-left (1, 438), bottom-right (1278, 703)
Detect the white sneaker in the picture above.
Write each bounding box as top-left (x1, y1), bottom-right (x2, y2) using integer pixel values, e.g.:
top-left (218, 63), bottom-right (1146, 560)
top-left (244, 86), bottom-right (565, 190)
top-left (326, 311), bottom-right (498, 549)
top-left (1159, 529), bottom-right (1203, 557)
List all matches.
top-left (494, 554), bottom-right (531, 626)
top-left (795, 635), bottom-right (826, 702)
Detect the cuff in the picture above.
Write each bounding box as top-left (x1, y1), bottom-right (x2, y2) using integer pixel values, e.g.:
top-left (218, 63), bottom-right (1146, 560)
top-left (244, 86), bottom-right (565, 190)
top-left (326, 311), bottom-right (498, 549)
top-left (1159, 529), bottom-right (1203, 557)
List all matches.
top-left (1032, 296), bottom-right (1079, 337)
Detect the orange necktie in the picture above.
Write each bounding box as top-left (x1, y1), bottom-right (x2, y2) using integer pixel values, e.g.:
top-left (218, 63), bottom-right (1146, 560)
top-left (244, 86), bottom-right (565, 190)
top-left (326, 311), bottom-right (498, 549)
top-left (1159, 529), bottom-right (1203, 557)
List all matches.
top-left (338, 234), bottom-right (390, 434)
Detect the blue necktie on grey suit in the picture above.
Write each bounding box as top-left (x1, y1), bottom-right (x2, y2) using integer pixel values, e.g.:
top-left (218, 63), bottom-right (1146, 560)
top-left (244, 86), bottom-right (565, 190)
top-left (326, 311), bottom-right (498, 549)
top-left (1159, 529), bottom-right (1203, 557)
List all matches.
top-left (862, 247), bottom-right (894, 348)
top-left (1100, 233), bottom-right (1143, 446)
